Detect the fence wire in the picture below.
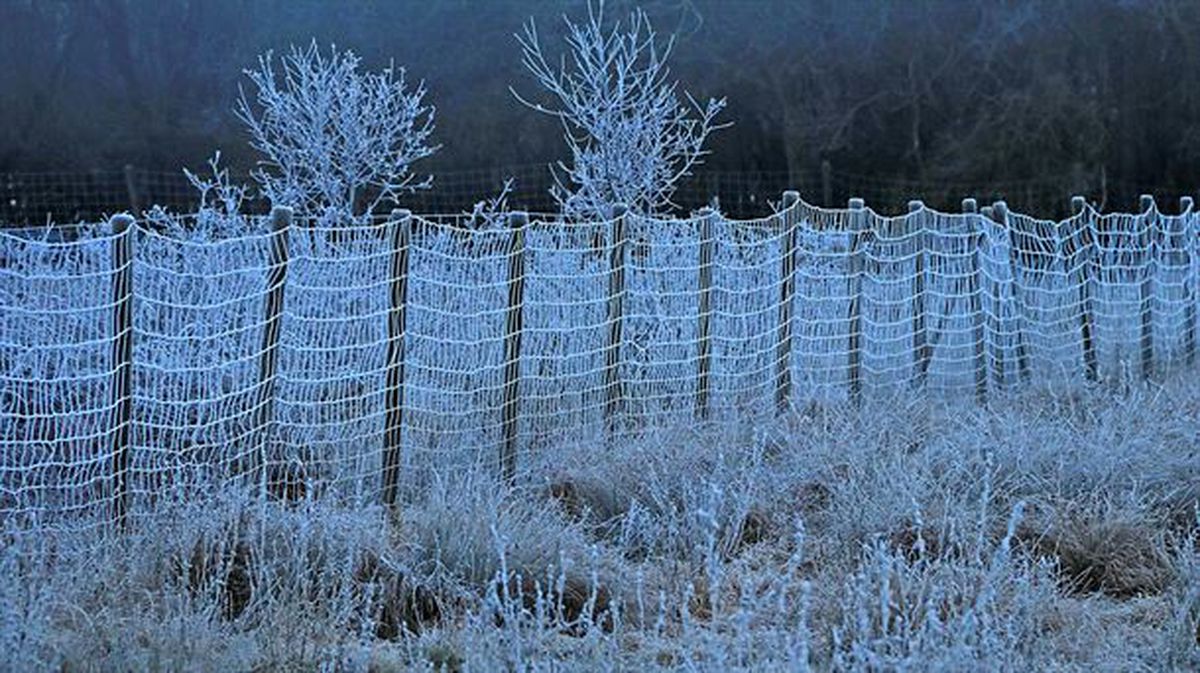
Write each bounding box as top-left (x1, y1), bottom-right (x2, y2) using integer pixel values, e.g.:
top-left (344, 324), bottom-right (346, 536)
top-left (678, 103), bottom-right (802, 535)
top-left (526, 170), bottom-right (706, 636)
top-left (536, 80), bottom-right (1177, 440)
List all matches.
top-left (9, 164), bottom-right (1171, 224)
top-left (1, 194), bottom-right (1196, 535)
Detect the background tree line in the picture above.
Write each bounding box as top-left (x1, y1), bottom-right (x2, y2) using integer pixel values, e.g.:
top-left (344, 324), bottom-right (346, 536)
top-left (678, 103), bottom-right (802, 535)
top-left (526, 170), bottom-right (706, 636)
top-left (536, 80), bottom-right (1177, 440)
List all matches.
top-left (2, 0), bottom-right (1198, 217)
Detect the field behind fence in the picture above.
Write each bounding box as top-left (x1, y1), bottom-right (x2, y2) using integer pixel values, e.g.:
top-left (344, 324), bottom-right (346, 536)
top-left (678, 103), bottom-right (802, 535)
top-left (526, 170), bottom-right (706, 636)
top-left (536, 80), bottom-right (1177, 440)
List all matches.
top-left (1, 192), bottom-right (1197, 532)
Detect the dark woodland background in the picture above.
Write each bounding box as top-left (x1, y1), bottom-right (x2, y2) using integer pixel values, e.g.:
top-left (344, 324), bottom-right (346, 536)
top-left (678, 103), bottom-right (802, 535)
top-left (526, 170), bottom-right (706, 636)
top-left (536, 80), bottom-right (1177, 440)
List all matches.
top-left (2, 0), bottom-right (1199, 219)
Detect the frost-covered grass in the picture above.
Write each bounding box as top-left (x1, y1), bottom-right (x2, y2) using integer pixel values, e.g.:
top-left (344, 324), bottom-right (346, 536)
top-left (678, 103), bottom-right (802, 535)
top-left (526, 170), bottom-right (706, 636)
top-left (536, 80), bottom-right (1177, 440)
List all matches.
top-left (3, 369), bottom-right (1198, 672)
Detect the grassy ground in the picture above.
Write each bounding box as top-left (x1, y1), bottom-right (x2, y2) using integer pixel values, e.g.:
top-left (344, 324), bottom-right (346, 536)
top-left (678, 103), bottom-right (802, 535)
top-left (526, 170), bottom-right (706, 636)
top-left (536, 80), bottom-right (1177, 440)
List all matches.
top-left (3, 370), bottom-right (1199, 672)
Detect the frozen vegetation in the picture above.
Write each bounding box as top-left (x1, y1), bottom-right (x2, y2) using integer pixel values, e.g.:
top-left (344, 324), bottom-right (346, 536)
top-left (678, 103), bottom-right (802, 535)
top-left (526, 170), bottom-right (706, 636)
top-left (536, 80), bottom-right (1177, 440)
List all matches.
top-left (2, 371), bottom-right (1198, 671)
top-left (2, 3), bottom-right (1198, 671)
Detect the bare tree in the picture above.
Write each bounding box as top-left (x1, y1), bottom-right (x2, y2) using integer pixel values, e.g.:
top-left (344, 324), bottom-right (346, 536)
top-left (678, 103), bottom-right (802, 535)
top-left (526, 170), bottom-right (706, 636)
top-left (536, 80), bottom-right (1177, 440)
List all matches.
top-left (236, 42), bottom-right (439, 218)
top-left (512, 1), bottom-right (727, 219)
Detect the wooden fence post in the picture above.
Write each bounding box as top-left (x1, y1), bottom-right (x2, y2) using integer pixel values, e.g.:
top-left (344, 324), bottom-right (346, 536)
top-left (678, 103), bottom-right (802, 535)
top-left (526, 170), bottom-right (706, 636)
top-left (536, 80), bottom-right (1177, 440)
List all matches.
top-left (910, 200), bottom-right (931, 389)
top-left (1182, 196), bottom-right (1196, 366)
top-left (501, 212), bottom-right (528, 485)
top-left (847, 198), bottom-right (867, 405)
top-left (994, 201), bottom-right (1030, 385)
top-left (255, 206), bottom-right (292, 495)
top-left (109, 214), bottom-right (135, 529)
top-left (775, 191), bottom-right (800, 414)
top-left (695, 207), bottom-right (715, 420)
top-left (982, 205), bottom-right (1003, 388)
top-left (1139, 194), bottom-right (1157, 379)
top-left (1072, 196), bottom-right (1099, 382)
top-left (604, 205), bottom-right (628, 434)
top-left (382, 209), bottom-right (411, 508)
top-left (963, 198), bottom-right (987, 404)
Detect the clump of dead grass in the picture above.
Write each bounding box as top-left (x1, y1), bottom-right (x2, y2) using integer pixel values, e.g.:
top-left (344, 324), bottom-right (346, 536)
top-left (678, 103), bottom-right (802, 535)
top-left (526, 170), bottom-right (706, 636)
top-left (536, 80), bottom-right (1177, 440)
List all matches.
top-left (1017, 498), bottom-right (1176, 598)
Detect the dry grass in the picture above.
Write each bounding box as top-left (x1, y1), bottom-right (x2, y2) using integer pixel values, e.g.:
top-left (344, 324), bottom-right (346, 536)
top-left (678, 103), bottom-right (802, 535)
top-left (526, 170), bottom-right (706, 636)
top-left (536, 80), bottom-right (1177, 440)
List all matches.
top-left (3, 371), bottom-right (1200, 671)
top-left (1017, 497), bottom-right (1176, 598)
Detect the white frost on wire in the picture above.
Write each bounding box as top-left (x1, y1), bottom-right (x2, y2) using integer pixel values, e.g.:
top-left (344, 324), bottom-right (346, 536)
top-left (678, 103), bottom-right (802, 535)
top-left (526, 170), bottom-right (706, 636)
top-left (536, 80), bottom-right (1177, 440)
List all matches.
top-left (0, 195), bottom-right (1197, 530)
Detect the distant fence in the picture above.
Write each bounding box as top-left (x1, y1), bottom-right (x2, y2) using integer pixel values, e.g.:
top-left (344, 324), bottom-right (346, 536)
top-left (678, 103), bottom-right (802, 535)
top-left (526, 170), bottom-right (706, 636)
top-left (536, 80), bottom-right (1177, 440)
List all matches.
top-left (1, 165), bottom-right (799, 224)
top-left (5, 163), bottom-right (1180, 225)
top-left (1, 192), bottom-right (1197, 531)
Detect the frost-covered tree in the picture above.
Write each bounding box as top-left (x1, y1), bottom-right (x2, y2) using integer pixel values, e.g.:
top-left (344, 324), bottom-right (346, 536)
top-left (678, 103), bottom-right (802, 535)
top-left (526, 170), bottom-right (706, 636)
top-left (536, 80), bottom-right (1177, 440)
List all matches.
top-left (512, 2), bottom-right (727, 220)
top-left (236, 42), bottom-right (439, 218)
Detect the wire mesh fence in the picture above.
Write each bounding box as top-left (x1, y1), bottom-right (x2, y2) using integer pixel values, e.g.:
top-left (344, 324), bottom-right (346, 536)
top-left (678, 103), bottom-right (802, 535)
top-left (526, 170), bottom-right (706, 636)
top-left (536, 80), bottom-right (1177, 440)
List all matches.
top-left (1, 192), bottom-right (1196, 536)
top-left (8, 163), bottom-right (1174, 226)
top-left (0, 165), bottom-right (803, 224)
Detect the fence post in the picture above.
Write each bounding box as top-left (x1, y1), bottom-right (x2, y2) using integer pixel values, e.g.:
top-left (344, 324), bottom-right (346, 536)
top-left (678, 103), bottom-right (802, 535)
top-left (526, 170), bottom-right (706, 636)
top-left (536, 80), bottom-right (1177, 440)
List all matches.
top-left (994, 201), bottom-right (1030, 385)
top-left (255, 206), bottom-right (292, 495)
top-left (910, 199), bottom-right (931, 389)
top-left (963, 198), bottom-right (987, 404)
top-left (775, 191), bottom-right (801, 414)
top-left (604, 204), bottom-right (628, 435)
top-left (695, 207), bottom-right (716, 420)
top-left (847, 198), bottom-right (867, 405)
top-left (1139, 194), bottom-right (1157, 379)
top-left (1182, 196), bottom-right (1196, 366)
top-left (109, 214), bottom-right (135, 529)
top-left (982, 205), bottom-right (1002, 388)
top-left (382, 209), bottom-right (411, 508)
top-left (1072, 196), bottom-right (1099, 382)
top-left (501, 212), bottom-right (528, 485)
top-left (123, 165), bottom-right (141, 214)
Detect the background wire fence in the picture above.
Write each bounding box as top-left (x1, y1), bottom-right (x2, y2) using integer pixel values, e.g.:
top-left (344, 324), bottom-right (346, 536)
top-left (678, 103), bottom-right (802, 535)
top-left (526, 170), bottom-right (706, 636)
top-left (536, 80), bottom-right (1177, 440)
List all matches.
top-left (6, 164), bottom-right (1187, 226)
top-left (1, 193), bottom-right (1196, 536)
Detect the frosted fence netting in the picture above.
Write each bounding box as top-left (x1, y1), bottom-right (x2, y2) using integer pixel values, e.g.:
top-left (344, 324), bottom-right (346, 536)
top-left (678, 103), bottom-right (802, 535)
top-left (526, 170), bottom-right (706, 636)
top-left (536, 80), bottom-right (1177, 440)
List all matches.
top-left (1, 196), bottom-right (1196, 532)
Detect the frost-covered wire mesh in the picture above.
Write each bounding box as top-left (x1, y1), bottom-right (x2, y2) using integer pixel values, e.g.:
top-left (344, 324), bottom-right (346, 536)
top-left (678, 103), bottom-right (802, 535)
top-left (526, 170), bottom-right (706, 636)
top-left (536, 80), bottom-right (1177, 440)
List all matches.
top-left (0, 223), bottom-right (115, 523)
top-left (1, 195), bottom-right (1197, 531)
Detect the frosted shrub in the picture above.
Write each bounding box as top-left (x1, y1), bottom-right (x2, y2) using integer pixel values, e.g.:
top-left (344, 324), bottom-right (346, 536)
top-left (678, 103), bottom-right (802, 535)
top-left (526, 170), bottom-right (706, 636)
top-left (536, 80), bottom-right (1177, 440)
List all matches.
top-left (182, 151), bottom-right (251, 221)
top-left (236, 42), bottom-right (439, 217)
top-left (513, 2), bottom-right (727, 219)
top-left (464, 177), bottom-right (517, 230)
